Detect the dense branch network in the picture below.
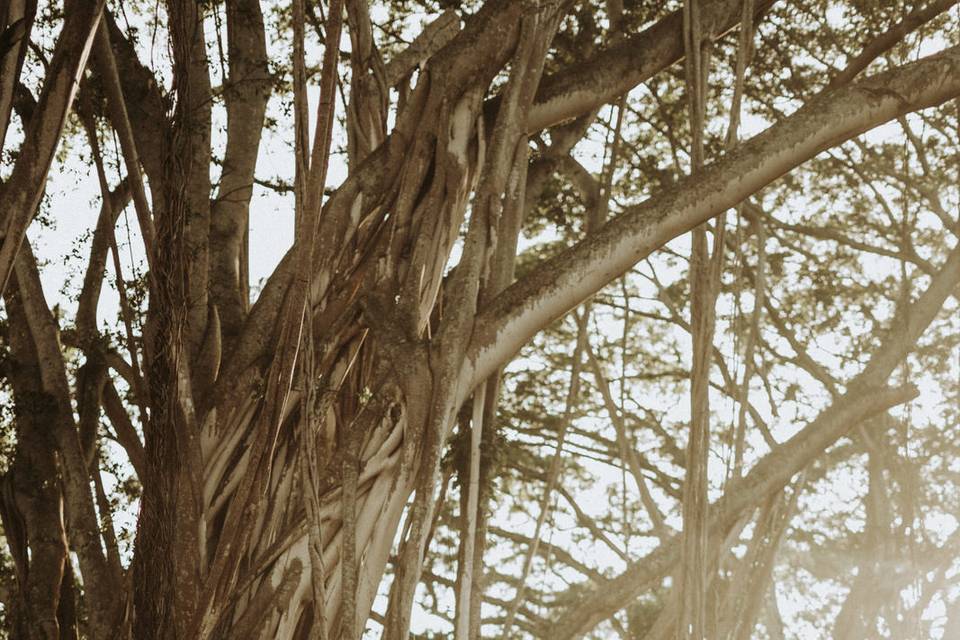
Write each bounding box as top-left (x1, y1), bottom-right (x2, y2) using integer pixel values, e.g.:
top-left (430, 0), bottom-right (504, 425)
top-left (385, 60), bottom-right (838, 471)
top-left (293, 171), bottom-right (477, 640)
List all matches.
top-left (0, 1), bottom-right (959, 639)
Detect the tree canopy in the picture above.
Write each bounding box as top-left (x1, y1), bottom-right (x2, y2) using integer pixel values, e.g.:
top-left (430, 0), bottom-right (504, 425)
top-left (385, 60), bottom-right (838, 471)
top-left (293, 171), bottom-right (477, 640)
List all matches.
top-left (0, 0), bottom-right (959, 638)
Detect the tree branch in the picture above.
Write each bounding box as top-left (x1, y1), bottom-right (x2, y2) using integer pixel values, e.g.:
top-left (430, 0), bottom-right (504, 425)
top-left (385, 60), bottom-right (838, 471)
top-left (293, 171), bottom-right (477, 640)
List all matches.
top-left (0, 0), bottom-right (106, 295)
top-left (468, 45), bottom-right (960, 392)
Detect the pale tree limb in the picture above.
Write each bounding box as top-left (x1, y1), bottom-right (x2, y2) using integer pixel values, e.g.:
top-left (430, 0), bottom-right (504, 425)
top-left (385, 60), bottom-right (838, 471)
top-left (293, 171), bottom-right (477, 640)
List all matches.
top-left (523, 0), bottom-right (776, 132)
top-left (455, 108), bottom-right (596, 640)
top-left (488, 526), bottom-right (605, 582)
top-left (556, 484), bottom-right (628, 562)
top-left (680, 0), bottom-right (714, 634)
top-left (642, 512), bottom-right (753, 640)
top-left (229, 0), bottom-right (767, 378)
top-left (75, 177), bottom-right (132, 339)
top-left (637, 263), bottom-right (778, 449)
top-left (726, 0), bottom-right (758, 480)
top-left (764, 590), bottom-right (787, 640)
top-left (345, 0), bottom-right (387, 168)
top-left (547, 380), bottom-right (918, 640)
top-left (0, 0), bottom-right (106, 295)
top-left (831, 442), bottom-right (889, 639)
top-left (291, 2), bottom-right (330, 638)
top-left (463, 136), bottom-right (535, 640)
top-left (209, 0), bottom-right (271, 347)
top-left (469, 45), bottom-right (960, 394)
top-left (758, 294), bottom-right (839, 396)
top-left (455, 385), bottom-right (486, 639)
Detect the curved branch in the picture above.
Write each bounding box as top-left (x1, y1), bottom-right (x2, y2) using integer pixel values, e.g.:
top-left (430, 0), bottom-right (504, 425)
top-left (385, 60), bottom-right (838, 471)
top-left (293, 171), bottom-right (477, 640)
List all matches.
top-left (826, 0), bottom-right (959, 90)
top-left (0, 0), bottom-right (106, 295)
top-left (522, 0), bottom-right (776, 132)
top-left (467, 45), bottom-right (960, 392)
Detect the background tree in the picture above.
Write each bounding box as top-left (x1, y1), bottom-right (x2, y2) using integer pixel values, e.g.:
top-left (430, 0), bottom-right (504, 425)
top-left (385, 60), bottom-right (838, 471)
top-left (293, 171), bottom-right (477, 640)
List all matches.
top-left (0, 0), bottom-right (959, 638)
